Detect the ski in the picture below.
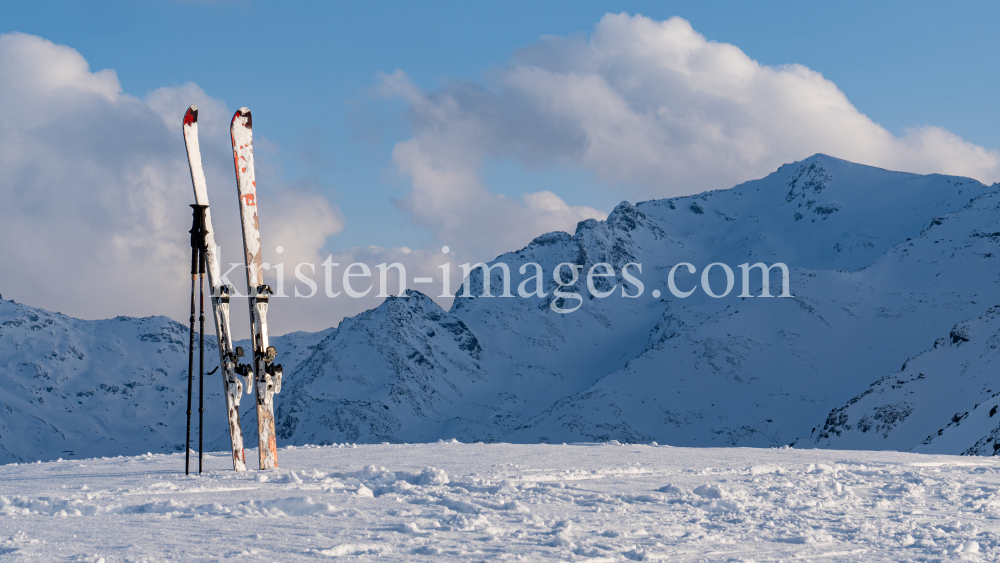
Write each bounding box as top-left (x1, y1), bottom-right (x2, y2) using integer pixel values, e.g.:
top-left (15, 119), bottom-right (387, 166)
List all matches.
top-left (231, 107), bottom-right (283, 470)
top-left (183, 105), bottom-right (251, 472)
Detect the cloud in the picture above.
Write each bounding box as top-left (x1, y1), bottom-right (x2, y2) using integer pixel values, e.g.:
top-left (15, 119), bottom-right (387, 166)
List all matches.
top-left (381, 13), bottom-right (1000, 210)
top-left (0, 32), bottom-right (343, 335)
top-left (0, 32), bottom-right (459, 336)
top-left (379, 71), bottom-right (605, 260)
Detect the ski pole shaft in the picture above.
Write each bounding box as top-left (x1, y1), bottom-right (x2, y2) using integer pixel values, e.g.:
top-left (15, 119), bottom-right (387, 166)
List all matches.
top-left (185, 246), bottom-right (197, 476)
top-left (198, 253), bottom-right (206, 473)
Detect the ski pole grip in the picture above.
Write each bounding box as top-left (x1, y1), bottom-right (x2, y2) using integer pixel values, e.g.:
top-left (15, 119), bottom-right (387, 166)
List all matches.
top-left (189, 204), bottom-right (209, 250)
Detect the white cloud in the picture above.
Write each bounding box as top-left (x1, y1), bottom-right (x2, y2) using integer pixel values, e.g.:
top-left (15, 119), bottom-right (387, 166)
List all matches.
top-left (382, 13), bottom-right (1000, 210)
top-left (0, 33), bottom-right (343, 335)
top-left (380, 71), bottom-right (605, 261)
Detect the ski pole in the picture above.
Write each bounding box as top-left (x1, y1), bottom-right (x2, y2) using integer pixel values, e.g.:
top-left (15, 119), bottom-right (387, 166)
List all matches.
top-left (198, 247), bottom-right (206, 474)
top-left (190, 204), bottom-right (209, 475)
top-left (185, 206), bottom-right (203, 475)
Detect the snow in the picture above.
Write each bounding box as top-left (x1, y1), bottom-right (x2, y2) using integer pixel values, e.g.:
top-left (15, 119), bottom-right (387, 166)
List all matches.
top-left (2, 442), bottom-right (1000, 561)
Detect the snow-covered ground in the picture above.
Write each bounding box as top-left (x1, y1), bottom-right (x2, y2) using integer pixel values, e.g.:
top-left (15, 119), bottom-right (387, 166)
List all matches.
top-left (2, 443), bottom-right (998, 561)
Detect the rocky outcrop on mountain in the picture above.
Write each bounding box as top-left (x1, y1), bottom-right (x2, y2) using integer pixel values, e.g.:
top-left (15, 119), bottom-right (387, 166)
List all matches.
top-left (813, 302), bottom-right (1000, 455)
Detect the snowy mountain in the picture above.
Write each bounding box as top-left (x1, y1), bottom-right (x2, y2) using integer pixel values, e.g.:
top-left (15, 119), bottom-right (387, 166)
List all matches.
top-left (508, 164), bottom-right (1000, 449)
top-left (0, 299), bottom-right (330, 464)
top-left (4, 154), bottom-right (1000, 462)
top-left (276, 153), bottom-right (1000, 450)
top-left (0, 302), bottom-right (207, 463)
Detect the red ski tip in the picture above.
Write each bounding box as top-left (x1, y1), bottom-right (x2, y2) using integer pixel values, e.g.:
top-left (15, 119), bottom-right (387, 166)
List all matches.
top-left (233, 107), bottom-right (252, 130)
top-left (184, 106), bottom-right (198, 125)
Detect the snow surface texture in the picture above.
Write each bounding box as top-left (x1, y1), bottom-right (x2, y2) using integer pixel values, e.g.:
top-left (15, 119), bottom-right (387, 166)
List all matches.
top-left (2, 443), bottom-right (999, 561)
top-left (4, 153), bottom-right (1000, 463)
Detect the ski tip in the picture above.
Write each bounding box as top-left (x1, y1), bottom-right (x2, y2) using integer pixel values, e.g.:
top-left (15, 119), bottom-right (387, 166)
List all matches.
top-left (184, 106), bottom-right (198, 126)
top-left (233, 107), bottom-right (252, 130)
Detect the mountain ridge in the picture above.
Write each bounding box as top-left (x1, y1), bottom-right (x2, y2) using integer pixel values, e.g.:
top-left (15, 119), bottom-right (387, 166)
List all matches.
top-left (3, 153), bottom-right (1000, 463)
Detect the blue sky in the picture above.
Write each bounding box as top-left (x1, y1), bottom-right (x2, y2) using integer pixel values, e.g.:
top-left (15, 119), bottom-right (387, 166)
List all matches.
top-left (2, 1), bottom-right (999, 332)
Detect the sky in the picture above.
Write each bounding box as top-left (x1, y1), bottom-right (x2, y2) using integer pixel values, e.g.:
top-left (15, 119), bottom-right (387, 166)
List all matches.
top-left (2, 0), bottom-right (1000, 335)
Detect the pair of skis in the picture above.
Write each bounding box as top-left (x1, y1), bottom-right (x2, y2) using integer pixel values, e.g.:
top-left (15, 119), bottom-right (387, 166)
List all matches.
top-left (182, 105), bottom-right (282, 471)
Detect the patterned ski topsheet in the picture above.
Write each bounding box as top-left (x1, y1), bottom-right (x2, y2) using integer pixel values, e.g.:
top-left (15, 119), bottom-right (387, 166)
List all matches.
top-left (231, 108), bottom-right (263, 291)
top-left (231, 107), bottom-right (280, 470)
top-left (183, 105), bottom-right (248, 472)
top-left (183, 107), bottom-right (224, 290)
